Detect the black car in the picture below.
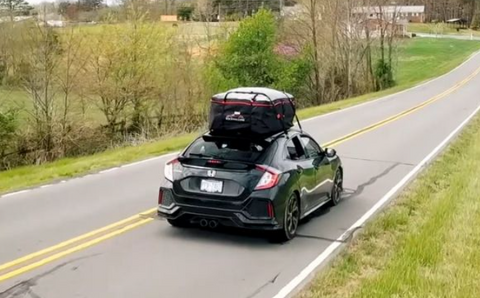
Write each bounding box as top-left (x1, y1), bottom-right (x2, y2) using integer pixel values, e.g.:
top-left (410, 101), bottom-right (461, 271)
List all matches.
top-left (157, 129), bottom-right (343, 242)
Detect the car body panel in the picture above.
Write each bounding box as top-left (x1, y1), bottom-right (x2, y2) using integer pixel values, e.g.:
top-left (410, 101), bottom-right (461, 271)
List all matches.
top-left (157, 129), bottom-right (342, 231)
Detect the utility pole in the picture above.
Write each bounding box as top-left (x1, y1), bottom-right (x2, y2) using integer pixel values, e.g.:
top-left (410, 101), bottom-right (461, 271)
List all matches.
top-left (279, 0), bottom-right (284, 17)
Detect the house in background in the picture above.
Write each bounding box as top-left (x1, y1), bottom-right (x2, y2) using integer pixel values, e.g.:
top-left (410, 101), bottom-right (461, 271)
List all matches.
top-left (353, 5), bottom-right (426, 23)
top-left (358, 18), bottom-right (409, 38)
top-left (160, 15), bottom-right (178, 22)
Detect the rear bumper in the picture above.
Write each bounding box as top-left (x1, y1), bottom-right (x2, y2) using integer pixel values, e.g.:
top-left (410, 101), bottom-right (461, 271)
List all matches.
top-left (157, 188), bottom-right (281, 230)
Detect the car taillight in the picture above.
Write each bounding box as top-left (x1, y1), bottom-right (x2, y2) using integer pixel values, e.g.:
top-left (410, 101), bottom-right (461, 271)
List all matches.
top-left (164, 158), bottom-right (179, 182)
top-left (255, 165), bottom-right (281, 190)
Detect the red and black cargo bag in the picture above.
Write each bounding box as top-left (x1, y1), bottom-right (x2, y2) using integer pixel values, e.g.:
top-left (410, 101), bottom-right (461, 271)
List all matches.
top-left (209, 87), bottom-right (296, 137)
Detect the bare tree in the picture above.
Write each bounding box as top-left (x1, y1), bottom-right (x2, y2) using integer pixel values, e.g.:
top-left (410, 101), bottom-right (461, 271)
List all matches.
top-left (284, 0), bottom-right (398, 104)
top-left (21, 24), bottom-right (62, 162)
top-left (55, 27), bottom-right (87, 155)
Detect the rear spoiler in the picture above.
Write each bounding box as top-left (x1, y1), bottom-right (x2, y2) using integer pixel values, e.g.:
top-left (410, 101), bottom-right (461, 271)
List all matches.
top-left (177, 156), bottom-right (258, 170)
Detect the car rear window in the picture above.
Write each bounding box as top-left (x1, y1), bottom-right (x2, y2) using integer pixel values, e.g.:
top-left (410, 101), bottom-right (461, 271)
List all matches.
top-left (185, 137), bottom-right (269, 163)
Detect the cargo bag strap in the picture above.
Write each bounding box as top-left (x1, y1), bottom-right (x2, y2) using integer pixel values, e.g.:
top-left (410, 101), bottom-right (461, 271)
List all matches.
top-left (220, 91), bottom-right (232, 131)
top-left (283, 91), bottom-right (302, 132)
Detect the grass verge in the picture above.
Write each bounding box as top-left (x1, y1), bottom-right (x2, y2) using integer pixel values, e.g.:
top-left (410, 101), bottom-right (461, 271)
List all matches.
top-left (1, 38), bottom-right (480, 194)
top-left (299, 113), bottom-right (480, 298)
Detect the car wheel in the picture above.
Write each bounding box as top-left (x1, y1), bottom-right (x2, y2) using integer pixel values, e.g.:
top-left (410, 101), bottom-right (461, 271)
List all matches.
top-left (328, 168), bottom-right (343, 207)
top-left (167, 218), bottom-right (190, 228)
top-left (272, 194), bottom-right (300, 243)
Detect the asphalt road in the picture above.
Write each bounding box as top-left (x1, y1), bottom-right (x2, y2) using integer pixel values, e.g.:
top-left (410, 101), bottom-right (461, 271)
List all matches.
top-left (1, 51), bottom-right (480, 298)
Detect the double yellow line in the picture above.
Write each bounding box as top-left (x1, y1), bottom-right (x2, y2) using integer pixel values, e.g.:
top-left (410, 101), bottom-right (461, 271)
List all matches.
top-left (324, 66), bottom-right (480, 148)
top-left (1, 65), bottom-right (480, 283)
top-left (0, 209), bottom-right (156, 282)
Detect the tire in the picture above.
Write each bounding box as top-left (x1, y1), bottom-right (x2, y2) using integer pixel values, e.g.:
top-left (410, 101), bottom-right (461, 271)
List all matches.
top-left (271, 194), bottom-right (300, 243)
top-left (167, 218), bottom-right (190, 228)
top-left (328, 168), bottom-right (343, 207)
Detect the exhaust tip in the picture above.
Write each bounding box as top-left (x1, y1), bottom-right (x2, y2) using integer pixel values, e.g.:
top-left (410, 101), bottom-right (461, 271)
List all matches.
top-left (200, 219), bottom-right (209, 228)
top-left (209, 220), bottom-right (218, 229)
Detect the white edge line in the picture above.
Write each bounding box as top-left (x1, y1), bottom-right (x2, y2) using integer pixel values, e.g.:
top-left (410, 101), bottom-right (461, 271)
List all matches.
top-left (99, 168), bottom-right (120, 174)
top-left (273, 103), bottom-right (480, 298)
top-left (1, 190), bottom-right (30, 198)
top-left (1, 51), bottom-right (478, 199)
top-left (120, 153), bottom-right (178, 168)
top-left (302, 50), bottom-right (480, 123)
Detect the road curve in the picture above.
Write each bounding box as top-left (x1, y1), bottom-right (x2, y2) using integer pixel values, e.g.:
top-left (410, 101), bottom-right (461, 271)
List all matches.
top-left (1, 51), bottom-right (480, 298)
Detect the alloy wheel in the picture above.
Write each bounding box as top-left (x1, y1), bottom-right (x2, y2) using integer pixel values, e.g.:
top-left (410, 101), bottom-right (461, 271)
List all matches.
top-left (285, 195), bottom-right (300, 236)
top-left (331, 170), bottom-right (343, 206)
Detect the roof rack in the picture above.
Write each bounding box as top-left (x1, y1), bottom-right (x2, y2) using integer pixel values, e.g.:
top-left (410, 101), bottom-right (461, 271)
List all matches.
top-left (203, 130), bottom-right (287, 144)
top-left (223, 90), bottom-right (274, 102)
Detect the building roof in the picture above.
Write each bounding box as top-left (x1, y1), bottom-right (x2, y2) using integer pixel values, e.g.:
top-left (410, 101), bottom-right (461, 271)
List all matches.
top-left (353, 5), bottom-right (425, 14)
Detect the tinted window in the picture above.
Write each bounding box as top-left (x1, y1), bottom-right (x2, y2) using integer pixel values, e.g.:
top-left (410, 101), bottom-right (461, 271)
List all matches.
top-left (286, 137), bottom-right (306, 160)
top-left (301, 136), bottom-right (322, 158)
top-left (185, 137), bottom-right (267, 162)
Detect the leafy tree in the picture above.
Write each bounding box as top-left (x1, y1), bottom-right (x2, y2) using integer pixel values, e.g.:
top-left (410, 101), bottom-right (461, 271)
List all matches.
top-left (472, 0), bottom-right (480, 29)
top-left (178, 5), bottom-right (194, 21)
top-left (80, 0), bottom-right (102, 11)
top-left (213, 0), bottom-right (280, 18)
top-left (215, 9), bottom-right (279, 86)
top-left (58, 2), bottom-right (80, 20)
top-left (0, 0), bottom-right (33, 21)
top-left (214, 9), bottom-right (310, 96)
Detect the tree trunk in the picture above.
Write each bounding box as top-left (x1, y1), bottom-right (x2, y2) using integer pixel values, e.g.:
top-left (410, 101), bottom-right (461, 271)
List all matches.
top-left (310, 0), bottom-right (321, 104)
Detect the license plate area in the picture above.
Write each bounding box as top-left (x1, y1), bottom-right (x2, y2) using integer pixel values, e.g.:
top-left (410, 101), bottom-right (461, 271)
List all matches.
top-left (200, 179), bottom-right (223, 194)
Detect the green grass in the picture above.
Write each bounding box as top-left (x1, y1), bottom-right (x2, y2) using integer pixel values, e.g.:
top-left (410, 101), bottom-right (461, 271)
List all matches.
top-left (0, 87), bottom-right (107, 125)
top-left (408, 23), bottom-right (480, 37)
top-left (68, 21), bottom-right (237, 40)
top-left (299, 113), bottom-right (480, 298)
top-left (1, 38), bottom-right (480, 194)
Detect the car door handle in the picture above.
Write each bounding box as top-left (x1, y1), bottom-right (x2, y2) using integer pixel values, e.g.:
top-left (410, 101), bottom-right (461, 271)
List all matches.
top-left (296, 165), bottom-right (304, 174)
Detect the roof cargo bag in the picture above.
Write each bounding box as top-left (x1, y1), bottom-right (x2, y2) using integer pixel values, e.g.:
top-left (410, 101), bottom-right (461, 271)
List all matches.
top-left (209, 87), bottom-right (296, 137)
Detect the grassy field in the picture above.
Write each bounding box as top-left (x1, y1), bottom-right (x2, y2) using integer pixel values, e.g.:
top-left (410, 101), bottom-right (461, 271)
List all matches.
top-left (299, 113), bottom-right (480, 298)
top-left (408, 23), bottom-right (480, 37)
top-left (1, 38), bottom-right (480, 194)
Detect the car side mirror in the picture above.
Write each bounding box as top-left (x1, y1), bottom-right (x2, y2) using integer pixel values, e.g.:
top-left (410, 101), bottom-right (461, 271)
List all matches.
top-left (325, 148), bottom-right (337, 158)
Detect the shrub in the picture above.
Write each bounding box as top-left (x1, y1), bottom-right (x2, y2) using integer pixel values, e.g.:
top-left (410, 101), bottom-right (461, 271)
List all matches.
top-left (0, 109), bottom-right (18, 168)
top-left (375, 59), bottom-right (395, 91)
top-left (178, 5), bottom-right (194, 21)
